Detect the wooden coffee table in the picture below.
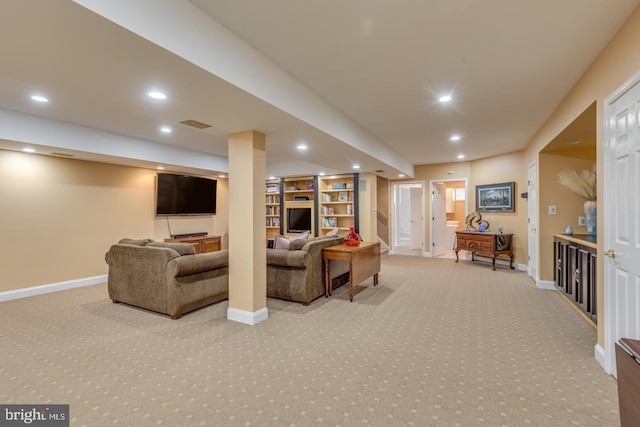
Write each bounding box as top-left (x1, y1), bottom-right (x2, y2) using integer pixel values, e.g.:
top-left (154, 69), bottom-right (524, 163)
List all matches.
top-left (323, 241), bottom-right (380, 302)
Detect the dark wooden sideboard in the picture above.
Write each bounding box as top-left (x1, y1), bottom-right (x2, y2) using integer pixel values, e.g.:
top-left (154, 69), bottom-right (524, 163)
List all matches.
top-left (164, 235), bottom-right (221, 254)
top-left (553, 234), bottom-right (597, 323)
top-left (616, 338), bottom-right (640, 426)
top-left (454, 231), bottom-right (514, 270)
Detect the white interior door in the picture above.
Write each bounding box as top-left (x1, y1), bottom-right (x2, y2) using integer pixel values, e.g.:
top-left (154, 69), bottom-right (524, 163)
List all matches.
top-left (432, 182), bottom-right (446, 257)
top-left (409, 187), bottom-right (423, 250)
top-left (528, 162), bottom-right (538, 281)
top-left (603, 72), bottom-right (640, 376)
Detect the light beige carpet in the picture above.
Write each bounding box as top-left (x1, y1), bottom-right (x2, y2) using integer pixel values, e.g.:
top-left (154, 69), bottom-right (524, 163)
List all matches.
top-left (0, 255), bottom-right (619, 426)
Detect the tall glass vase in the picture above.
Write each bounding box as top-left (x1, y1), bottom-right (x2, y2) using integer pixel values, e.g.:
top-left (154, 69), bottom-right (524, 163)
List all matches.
top-left (584, 200), bottom-right (596, 236)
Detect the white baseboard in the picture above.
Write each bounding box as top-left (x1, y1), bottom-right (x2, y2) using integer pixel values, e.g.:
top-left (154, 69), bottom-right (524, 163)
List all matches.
top-left (227, 306), bottom-right (268, 325)
top-left (536, 280), bottom-right (556, 290)
top-left (0, 275), bottom-right (108, 302)
top-left (594, 343), bottom-right (607, 373)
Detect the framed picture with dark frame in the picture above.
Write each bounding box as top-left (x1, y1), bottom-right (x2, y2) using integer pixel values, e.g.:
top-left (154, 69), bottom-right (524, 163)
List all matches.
top-left (476, 182), bottom-right (515, 213)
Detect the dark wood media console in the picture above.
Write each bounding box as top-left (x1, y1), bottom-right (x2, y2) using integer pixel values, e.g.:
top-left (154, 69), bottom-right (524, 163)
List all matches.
top-left (164, 235), bottom-right (221, 254)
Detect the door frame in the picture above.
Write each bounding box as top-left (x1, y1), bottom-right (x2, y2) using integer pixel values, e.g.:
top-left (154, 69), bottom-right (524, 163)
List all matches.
top-left (527, 161), bottom-right (538, 282)
top-left (429, 178), bottom-right (468, 258)
top-left (391, 181), bottom-right (425, 256)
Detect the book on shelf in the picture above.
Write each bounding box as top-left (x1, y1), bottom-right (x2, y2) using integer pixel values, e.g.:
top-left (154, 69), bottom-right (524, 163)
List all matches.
top-left (322, 217), bottom-right (338, 228)
top-left (266, 206), bottom-right (280, 215)
top-left (266, 184), bottom-right (279, 193)
top-left (322, 193), bottom-right (333, 202)
top-left (266, 217), bottom-right (280, 227)
top-left (331, 183), bottom-right (347, 190)
top-left (266, 195), bottom-right (280, 204)
top-left (321, 206), bottom-right (335, 215)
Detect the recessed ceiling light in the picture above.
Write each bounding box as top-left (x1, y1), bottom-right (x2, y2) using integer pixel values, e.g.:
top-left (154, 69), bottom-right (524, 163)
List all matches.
top-left (353, 164), bottom-right (360, 169)
top-left (566, 140), bottom-right (581, 145)
top-left (160, 126), bottom-right (172, 133)
top-left (22, 148), bottom-right (36, 153)
top-left (31, 95), bottom-right (48, 103)
top-left (450, 135), bottom-right (461, 141)
top-left (148, 91), bottom-right (167, 100)
top-left (398, 174), bottom-right (405, 178)
top-left (439, 95), bottom-right (452, 103)
top-left (156, 166), bottom-right (165, 170)
top-left (457, 154), bottom-right (465, 159)
top-left (296, 144), bottom-right (308, 150)
top-left (318, 172), bottom-right (325, 176)
top-left (219, 175), bottom-right (226, 178)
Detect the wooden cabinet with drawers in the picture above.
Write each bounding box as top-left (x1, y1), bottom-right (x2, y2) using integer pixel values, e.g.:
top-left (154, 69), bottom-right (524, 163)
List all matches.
top-left (454, 231), bottom-right (514, 270)
top-left (164, 235), bottom-right (221, 254)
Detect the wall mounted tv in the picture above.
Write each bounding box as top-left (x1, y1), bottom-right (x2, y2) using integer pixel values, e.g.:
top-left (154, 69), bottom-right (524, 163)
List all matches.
top-left (287, 207), bottom-right (312, 233)
top-left (155, 173), bottom-right (217, 216)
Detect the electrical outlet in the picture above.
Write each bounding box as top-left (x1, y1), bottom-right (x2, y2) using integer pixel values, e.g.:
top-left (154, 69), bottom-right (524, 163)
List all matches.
top-left (548, 205), bottom-right (557, 215)
top-left (578, 216), bottom-right (586, 226)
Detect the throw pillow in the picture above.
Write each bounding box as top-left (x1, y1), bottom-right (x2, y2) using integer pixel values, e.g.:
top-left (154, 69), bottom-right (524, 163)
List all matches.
top-left (273, 231), bottom-right (310, 250)
top-left (326, 227), bottom-right (341, 236)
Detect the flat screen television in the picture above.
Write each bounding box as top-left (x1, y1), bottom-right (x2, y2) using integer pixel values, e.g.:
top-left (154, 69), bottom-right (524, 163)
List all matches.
top-left (287, 208), bottom-right (312, 233)
top-left (155, 173), bottom-right (217, 216)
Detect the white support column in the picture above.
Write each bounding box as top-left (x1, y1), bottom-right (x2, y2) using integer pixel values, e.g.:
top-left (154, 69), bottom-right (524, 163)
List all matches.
top-left (227, 131), bottom-right (268, 325)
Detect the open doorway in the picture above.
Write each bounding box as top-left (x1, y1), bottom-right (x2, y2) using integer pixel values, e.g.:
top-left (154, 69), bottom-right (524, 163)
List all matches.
top-left (430, 179), bottom-right (467, 259)
top-left (392, 182), bottom-right (424, 256)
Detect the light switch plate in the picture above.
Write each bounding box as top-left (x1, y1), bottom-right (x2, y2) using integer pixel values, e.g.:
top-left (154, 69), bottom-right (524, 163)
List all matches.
top-left (548, 205), bottom-right (557, 215)
top-left (578, 216), bottom-right (586, 226)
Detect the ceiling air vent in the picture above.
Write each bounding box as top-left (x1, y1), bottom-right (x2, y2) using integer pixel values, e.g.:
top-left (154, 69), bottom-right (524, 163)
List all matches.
top-left (180, 119), bottom-right (212, 129)
top-left (51, 152), bottom-right (74, 157)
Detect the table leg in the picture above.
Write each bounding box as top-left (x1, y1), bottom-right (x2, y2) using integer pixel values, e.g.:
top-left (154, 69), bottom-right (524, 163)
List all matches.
top-left (373, 273), bottom-right (378, 286)
top-left (491, 256), bottom-right (496, 271)
top-left (324, 259), bottom-right (331, 297)
top-left (349, 263), bottom-right (353, 302)
top-left (455, 249), bottom-right (459, 262)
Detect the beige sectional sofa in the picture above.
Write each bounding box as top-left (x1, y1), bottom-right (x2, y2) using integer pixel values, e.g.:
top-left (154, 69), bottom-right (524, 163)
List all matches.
top-left (105, 238), bottom-right (229, 319)
top-left (266, 235), bottom-right (348, 305)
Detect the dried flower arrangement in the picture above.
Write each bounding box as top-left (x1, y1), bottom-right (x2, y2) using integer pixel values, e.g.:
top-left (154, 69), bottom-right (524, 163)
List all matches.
top-left (558, 166), bottom-right (596, 201)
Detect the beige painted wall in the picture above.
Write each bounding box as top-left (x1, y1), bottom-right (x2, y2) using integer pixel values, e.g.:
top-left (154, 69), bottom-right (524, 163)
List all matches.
top-left (0, 150), bottom-right (228, 292)
top-left (357, 173), bottom-right (377, 243)
top-left (471, 151), bottom-right (528, 264)
top-left (538, 154), bottom-right (596, 280)
top-left (400, 156), bottom-right (528, 264)
top-left (522, 5), bottom-right (640, 347)
top-left (401, 162), bottom-right (471, 250)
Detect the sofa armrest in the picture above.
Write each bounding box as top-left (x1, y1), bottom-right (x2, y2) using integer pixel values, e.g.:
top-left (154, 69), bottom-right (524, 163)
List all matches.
top-left (168, 249), bottom-right (229, 277)
top-left (266, 249), bottom-right (309, 268)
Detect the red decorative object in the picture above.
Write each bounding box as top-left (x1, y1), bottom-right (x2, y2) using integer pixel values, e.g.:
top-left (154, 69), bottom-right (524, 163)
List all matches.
top-left (344, 227), bottom-right (361, 246)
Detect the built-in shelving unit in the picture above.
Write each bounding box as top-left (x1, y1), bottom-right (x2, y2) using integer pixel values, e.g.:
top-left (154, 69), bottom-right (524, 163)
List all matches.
top-left (283, 177), bottom-right (315, 202)
top-left (265, 179), bottom-right (282, 241)
top-left (318, 174), bottom-right (357, 235)
top-left (265, 174), bottom-right (359, 240)
top-left (283, 176), bottom-right (316, 236)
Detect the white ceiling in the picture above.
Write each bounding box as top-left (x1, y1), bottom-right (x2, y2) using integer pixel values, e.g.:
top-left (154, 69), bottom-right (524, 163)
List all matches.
top-left (0, 0), bottom-right (637, 178)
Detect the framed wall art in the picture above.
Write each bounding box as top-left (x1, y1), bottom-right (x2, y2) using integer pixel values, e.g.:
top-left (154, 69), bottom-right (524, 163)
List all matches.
top-left (475, 182), bottom-right (515, 213)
